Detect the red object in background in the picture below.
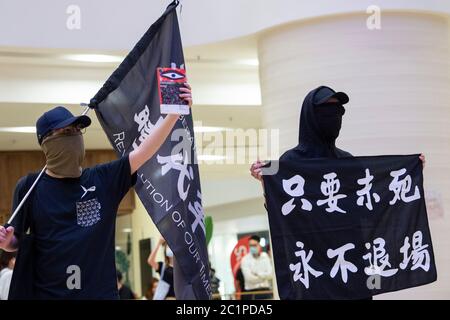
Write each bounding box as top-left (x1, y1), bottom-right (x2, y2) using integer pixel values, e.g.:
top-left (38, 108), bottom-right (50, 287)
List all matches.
top-left (230, 236), bottom-right (251, 299)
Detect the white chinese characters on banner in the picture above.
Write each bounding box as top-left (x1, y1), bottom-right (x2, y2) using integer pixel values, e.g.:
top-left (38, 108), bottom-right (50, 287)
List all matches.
top-left (356, 168), bottom-right (380, 211)
top-left (188, 190), bottom-right (206, 235)
top-left (289, 241), bottom-right (323, 289)
top-left (279, 167), bottom-right (421, 216)
top-left (281, 175), bottom-right (312, 215)
top-left (400, 231), bottom-right (430, 272)
top-left (327, 243), bottom-right (358, 283)
top-left (289, 230), bottom-right (430, 290)
top-left (132, 105), bottom-right (164, 150)
top-left (363, 238), bottom-right (398, 277)
top-left (157, 151), bottom-right (194, 201)
top-left (157, 151), bottom-right (206, 237)
top-left (317, 172), bottom-right (347, 213)
top-left (132, 105), bottom-right (205, 237)
top-left (389, 168), bottom-right (421, 205)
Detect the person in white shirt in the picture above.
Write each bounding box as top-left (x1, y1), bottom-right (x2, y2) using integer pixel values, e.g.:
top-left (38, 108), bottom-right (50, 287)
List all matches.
top-left (240, 235), bottom-right (273, 300)
top-left (0, 251), bottom-right (16, 300)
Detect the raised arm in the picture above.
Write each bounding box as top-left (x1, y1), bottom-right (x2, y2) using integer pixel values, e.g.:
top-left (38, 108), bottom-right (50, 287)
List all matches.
top-left (250, 160), bottom-right (268, 207)
top-left (147, 236), bottom-right (165, 270)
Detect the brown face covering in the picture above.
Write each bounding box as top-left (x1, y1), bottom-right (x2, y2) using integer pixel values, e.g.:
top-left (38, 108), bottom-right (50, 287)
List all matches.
top-left (41, 132), bottom-right (85, 178)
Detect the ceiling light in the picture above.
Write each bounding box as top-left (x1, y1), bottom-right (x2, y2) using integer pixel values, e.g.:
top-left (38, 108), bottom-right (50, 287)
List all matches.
top-left (0, 126), bottom-right (36, 133)
top-left (63, 54), bottom-right (123, 63)
top-left (238, 59), bottom-right (259, 66)
top-left (194, 126), bottom-right (231, 133)
top-left (197, 155), bottom-right (226, 161)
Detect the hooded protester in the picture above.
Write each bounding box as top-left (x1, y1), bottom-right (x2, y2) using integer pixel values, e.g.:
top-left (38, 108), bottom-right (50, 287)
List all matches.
top-left (251, 85), bottom-right (351, 185)
top-left (280, 86), bottom-right (351, 160)
top-left (250, 86), bottom-right (425, 300)
top-left (0, 84), bottom-right (193, 299)
top-left (251, 85), bottom-right (425, 178)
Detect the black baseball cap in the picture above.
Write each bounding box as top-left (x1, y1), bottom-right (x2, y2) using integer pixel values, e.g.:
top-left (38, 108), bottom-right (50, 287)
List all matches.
top-left (313, 86), bottom-right (349, 105)
top-left (36, 106), bottom-right (91, 144)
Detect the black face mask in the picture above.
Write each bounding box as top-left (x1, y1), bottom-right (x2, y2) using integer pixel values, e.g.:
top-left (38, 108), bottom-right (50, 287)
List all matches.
top-left (314, 103), bottom-right (345, 142)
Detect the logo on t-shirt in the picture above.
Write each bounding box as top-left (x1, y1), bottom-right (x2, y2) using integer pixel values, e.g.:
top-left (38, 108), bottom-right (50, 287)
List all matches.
top-left (76, 198), bottom-right (101, 227)
top-left (81, 185), bottom-right (96, 200)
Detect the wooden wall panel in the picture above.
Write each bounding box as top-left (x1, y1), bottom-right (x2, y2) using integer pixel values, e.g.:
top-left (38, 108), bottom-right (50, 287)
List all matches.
top-left (0, 150), bottom-right (135, 224)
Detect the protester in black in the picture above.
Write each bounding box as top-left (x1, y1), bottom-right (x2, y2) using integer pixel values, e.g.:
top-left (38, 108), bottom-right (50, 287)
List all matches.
top-left (250, 86), bottom-right (425, 299)
top-left (0, 84), bottom-right (192, 299)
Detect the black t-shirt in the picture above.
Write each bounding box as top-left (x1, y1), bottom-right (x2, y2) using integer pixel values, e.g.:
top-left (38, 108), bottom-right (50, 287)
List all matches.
top-left (11, 155), bottom-right (136, 299)
top-left (236, 268), bottom-right (245, 291)
top-left (156, 261), bottom-right (175, 298)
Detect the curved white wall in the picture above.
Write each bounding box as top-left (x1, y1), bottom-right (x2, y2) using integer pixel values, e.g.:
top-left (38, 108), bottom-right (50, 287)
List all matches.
top-left (258, 11), bottom-right (450, 299)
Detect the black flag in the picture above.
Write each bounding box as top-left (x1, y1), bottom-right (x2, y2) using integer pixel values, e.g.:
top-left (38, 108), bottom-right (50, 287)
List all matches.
top-left (90, 0), bottom-right (211, 299)
top-left (263, 154), bottom-right (437, 299)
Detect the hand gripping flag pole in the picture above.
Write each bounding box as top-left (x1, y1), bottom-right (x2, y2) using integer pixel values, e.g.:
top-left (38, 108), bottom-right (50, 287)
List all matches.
top-left (6, 103), bottom-right (91, 226)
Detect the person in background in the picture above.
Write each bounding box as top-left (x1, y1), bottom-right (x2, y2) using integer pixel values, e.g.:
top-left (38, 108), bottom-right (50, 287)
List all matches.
top-left (147, 236), bottom-right (175, 300)
top-left (144, 277), bottom-right (159, 300)
top-left (0, 251), bottom-right (16, 300)
top-left (210, 266), bottom-right (221, 300)
top-left (234, 266), bottom-right (246, 300)
top-left (265, 244), bottom-right (274, 293)
top-left (240, 235), bottom-right (273, 300)
top-left (117, 270), bottom-right (137, 300)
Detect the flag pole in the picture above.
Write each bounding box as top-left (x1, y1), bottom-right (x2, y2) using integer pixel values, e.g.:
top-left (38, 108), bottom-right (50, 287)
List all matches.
top-left (6, 104), bottom-right (91, 225)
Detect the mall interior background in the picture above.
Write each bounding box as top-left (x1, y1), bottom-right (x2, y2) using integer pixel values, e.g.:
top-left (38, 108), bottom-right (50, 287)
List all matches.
top-left (0, 0), bottom-right (449, 299)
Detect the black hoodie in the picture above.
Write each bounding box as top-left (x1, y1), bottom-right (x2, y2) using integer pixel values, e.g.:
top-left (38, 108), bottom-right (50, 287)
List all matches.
top-left (280, 86), bottom-right (352, 161)
top-left (276, 87), bottom-right (375, 300)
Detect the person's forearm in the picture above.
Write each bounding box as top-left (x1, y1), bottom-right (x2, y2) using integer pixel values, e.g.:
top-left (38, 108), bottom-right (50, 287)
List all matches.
top-left (257, 270), bottom-right (273, 280)
top-left (241, 265), bottom-right (260, 283)
top-left (255, 259), bottom-right (273, 280)
top-left (130, 114), bottom-right (179, 174)
top-left (148, 241), bottom-right (162, 267)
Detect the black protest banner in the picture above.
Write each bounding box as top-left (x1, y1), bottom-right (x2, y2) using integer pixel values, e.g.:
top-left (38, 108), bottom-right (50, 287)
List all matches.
top-left (263, 154), bottom-right (437, 299)
top-left (90, 0), bottom-right (210, 299)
